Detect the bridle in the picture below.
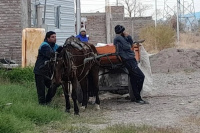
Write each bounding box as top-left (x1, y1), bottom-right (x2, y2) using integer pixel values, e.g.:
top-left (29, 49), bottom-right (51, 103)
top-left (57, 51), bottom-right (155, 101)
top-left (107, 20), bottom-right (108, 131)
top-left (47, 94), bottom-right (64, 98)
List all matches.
top-left (50, 37), bottom-right (98, 83)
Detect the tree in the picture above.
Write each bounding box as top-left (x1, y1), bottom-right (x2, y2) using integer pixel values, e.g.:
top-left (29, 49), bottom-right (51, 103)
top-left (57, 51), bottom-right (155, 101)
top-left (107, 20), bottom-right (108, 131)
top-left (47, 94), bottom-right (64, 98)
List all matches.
top-left (137, 2), bottom-right (152, 17)
top-left (120, 0), bottom-right (136, 17)
top-left (120, 0), bottom-right (152, 17)
top-left (151, 9), bottom-right (163, 22)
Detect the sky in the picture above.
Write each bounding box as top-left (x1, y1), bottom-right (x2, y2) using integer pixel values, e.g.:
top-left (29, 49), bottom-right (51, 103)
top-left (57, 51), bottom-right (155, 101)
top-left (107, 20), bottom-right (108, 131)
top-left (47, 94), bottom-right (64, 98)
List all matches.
top-left (79, 0), bottom-right (200, 19)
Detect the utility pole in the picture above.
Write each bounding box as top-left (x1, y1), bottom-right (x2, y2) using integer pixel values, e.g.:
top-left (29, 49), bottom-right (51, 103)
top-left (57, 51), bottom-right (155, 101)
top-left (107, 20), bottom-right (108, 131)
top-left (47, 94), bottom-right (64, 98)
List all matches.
top-left (106, 0), bottom-right (111, 43)
top-left (177, 0), bottom-right (180, 43)
top-left (176, 0), bottom-right (197, 40)
top-left (163, 0), bottom-right (175, 20)
top-left (163, 0), bottom-right (197, 43)
top-left (178, 0), bottom-right (197, 31)
top-left (116, 0), bottom-right (119, 6)
top-left (76, 0), bottom-right (81, 35)
top-left (155, 0), bottom-right (157, 27)
top-left (43, 0), bottom-right (47, 24)
top-left (37, 3), bottom-right (43, 27)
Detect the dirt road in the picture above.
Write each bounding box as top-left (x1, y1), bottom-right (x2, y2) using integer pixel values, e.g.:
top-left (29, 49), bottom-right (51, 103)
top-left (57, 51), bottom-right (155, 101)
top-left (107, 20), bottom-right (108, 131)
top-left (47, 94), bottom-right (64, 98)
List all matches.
top-left (97, 68), bottom-right (200, 133)
top-left (78, 48), bottom-right (200, 132)
top-left (97, 47), bottom-right (200, 132)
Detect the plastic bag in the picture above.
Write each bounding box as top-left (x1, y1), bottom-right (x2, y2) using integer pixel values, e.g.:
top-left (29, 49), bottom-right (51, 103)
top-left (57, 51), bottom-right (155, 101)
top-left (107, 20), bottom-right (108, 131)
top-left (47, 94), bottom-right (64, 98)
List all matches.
top-left (138, 45), bottom-right (155, 96)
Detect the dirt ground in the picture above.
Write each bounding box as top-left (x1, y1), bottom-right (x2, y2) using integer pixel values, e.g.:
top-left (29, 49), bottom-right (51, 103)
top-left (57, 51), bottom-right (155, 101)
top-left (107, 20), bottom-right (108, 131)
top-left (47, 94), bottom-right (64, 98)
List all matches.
top-left (97, 70), bottom-right (200, 133)
top-left (90, 47), bottom-right (200, 132)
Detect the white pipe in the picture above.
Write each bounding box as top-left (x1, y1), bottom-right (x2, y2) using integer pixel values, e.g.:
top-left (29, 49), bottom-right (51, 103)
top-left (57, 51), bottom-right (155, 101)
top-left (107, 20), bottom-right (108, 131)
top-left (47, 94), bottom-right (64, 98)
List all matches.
top-left (76, 0), bottom-right (81, 35)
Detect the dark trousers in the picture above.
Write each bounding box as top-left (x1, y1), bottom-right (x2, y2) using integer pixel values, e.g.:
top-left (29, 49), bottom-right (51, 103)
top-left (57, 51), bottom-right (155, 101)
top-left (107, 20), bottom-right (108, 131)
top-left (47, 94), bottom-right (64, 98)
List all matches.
top-left (35, 74), bottom-right (51, 104)
top-left (124, 58), bottom-right (145, 100)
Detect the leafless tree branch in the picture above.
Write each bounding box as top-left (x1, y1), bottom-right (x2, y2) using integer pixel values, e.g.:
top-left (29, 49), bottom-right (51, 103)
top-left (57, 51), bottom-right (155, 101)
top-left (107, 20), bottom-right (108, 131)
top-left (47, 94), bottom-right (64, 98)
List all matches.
top-left (120, 0), bottom-right (152, 17)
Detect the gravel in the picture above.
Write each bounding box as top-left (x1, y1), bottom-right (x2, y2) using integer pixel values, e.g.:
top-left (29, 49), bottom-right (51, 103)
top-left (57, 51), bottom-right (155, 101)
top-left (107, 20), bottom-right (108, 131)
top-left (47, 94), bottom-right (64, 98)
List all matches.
top-left (92, 48), bottom-right (200, 133)
top-left (81, 48), bottom-right (200, 132)
top-left (98, 68), bottom-right (200, 133)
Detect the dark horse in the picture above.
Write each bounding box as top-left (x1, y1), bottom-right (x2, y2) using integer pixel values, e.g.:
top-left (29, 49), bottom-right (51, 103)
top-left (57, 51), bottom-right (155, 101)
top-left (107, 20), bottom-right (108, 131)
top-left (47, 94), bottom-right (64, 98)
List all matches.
top-left (48, 36), bottom-right (100, 115)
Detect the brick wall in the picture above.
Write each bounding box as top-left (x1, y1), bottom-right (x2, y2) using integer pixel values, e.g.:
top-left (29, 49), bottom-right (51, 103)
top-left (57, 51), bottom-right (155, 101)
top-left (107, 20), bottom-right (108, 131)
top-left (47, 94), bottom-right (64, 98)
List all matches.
top-left (0, 0), bottom-right (31, 64)
top-left (82, 13), bottom-right (107, 45)
top-left (81, 6), bottom-right (154, 45)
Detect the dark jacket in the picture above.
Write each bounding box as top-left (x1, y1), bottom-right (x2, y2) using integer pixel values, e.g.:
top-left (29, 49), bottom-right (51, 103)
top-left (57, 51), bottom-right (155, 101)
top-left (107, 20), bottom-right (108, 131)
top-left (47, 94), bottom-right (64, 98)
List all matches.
top-left (114, 35), bottom-right (135, 61)
top-left (76, 33), bottom-right (89, 42)
top-left (34, 41), bottom-right (59, 75)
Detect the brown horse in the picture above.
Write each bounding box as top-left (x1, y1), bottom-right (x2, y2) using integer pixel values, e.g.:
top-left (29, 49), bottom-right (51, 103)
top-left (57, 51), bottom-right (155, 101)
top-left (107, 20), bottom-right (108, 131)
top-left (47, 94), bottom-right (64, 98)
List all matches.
top-left (48, 36), bottom-right (100, 115)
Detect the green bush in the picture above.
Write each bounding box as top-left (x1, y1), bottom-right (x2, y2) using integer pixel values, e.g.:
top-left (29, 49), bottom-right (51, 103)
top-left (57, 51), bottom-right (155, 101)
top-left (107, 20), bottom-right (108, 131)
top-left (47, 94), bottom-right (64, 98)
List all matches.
top-left (139, 24), bottom-right (176, 52)
top-left (0, 67), bottom-right (34, 83)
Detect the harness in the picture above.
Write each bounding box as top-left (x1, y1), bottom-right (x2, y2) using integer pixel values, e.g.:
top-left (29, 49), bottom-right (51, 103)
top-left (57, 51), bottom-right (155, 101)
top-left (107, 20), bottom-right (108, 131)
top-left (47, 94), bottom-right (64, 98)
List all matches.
top-left (51, 36), bottom-right (97, 83)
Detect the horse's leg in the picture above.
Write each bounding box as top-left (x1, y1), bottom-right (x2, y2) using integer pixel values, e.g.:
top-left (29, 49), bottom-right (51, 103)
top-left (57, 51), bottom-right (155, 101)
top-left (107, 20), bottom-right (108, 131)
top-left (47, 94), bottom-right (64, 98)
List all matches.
top-left (62, 81), bottom-right (71, 113)
top-left (79, 78), bottom-right (88, 109)
top-left (88, 72), bottom-right (95, 104)
top-left (90, 65), bottom-right (100, 109)
top-left (46, 83), bottom-right (59, 104)
top-left (71, 78), bottom-right (79, 115)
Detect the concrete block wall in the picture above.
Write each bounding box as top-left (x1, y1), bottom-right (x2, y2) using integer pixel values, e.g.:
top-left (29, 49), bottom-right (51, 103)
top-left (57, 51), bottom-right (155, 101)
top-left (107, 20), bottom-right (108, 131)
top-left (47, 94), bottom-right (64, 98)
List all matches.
top-left (110, 6), bottom-right (124, 14)
top-left (82, 13), bottom-right (107, 45)
top-left (0, 0), bottom-right (31, 64)
top-left (112, 17), bottom-right (154, 41)
top-left (81, 6), bottom-right (154, 44)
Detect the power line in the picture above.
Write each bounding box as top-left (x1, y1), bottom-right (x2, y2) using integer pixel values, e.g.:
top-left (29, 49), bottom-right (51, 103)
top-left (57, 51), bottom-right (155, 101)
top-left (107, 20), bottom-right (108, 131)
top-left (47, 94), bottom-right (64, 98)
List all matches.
top-left (177, 0), bottom-right (198, 31)
top-left (163, 0), bottom-right (176, 20)
top-left (84, 7), bottom-right (105, 12)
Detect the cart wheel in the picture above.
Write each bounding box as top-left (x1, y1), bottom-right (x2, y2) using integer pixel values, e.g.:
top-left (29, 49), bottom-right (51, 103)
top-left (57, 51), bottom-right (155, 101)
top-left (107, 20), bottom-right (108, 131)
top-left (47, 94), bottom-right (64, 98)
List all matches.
top-left (128, 76), bottom-right (135, 102)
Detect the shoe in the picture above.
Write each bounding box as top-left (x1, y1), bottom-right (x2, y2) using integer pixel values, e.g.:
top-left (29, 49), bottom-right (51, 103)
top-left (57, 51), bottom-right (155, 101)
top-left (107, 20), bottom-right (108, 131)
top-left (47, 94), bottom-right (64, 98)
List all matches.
top-left (135, 99), bottom-right (149, 104)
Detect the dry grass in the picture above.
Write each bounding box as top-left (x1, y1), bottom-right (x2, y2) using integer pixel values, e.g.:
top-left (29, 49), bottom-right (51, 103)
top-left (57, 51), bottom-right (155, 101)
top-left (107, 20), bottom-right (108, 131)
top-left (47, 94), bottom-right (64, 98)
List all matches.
top-left (139, 25), bottom-right (200, 53)
top-left (99, 124), bottom-right (182, 133)
top-left (176, 33), bottom-right (200, 49)
top-left (185, 115), bottom-right (200, 126)
top-left (139, 24), bottom-right (176, 53)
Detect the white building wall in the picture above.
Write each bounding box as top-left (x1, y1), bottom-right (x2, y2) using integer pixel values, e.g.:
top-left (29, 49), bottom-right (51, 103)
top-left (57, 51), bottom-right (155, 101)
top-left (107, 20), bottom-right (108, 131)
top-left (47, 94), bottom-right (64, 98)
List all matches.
top-left (31, 0), bottom-right (75, 45)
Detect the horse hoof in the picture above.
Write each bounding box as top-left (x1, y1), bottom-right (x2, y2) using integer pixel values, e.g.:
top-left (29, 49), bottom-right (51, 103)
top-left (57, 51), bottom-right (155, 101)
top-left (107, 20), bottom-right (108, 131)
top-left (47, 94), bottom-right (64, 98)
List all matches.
top-left (80, 106), bottom-right (86, 111)
top-left (65, 109), bottom-right (70, 113)
top-left (74, 112), bottom-right (80, 116)
top-left (88, 97), bottom-right (95, 105)
top-left (95, 104), bottom-right (100, 110)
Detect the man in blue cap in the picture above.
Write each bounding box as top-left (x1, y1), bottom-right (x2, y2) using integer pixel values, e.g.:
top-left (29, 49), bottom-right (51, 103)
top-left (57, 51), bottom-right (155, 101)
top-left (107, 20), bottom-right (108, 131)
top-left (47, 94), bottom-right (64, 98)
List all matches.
top-left (113, 25), bottom-right (148, 104)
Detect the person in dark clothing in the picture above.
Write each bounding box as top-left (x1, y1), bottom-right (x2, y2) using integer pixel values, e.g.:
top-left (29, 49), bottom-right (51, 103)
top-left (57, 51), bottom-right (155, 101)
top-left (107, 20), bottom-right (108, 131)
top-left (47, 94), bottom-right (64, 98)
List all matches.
top-left (113, 25), bottom-right (149, 104)
top-left (76, 28), bottom-right (89, 42)
top-left (34, 31), bottom-right (59, 105)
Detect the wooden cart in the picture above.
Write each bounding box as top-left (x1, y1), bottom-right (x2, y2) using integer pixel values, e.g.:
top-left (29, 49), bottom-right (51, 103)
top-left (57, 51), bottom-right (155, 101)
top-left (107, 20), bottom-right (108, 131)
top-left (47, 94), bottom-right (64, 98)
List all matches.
top-left (95, 43), bottom-right (141, 101)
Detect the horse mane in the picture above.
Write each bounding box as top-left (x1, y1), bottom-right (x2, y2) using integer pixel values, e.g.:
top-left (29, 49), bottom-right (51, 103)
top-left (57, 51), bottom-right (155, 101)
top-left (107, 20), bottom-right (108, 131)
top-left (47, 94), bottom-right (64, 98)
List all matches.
top-left (63, 36), bottom-right (97, 54)
top-left (84, 42), bottom-right (98, 54)
top-left (63, 36), bottom-right (84, 50)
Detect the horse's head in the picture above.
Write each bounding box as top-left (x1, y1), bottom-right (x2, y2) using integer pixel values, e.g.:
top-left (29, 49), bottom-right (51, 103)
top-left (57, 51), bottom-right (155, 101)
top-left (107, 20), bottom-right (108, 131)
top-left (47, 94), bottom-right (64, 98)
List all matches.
top-left (49, 47), bottom-right (72, 87)
top-left (49, 52), bottom-right (65, 86)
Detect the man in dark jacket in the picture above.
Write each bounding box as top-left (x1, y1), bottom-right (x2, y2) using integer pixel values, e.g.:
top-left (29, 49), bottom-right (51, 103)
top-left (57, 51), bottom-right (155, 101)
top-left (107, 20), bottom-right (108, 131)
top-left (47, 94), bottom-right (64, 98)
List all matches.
top-left (113, 25), bottom-right (148, 104)
top-left (34, 31), bottom-right (59, 105)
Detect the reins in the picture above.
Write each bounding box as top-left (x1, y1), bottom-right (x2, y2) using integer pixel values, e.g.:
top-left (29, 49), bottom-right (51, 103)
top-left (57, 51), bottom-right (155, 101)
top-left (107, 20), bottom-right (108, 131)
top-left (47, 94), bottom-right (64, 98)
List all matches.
top-left (51, 36), bottom-right (98, 82)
